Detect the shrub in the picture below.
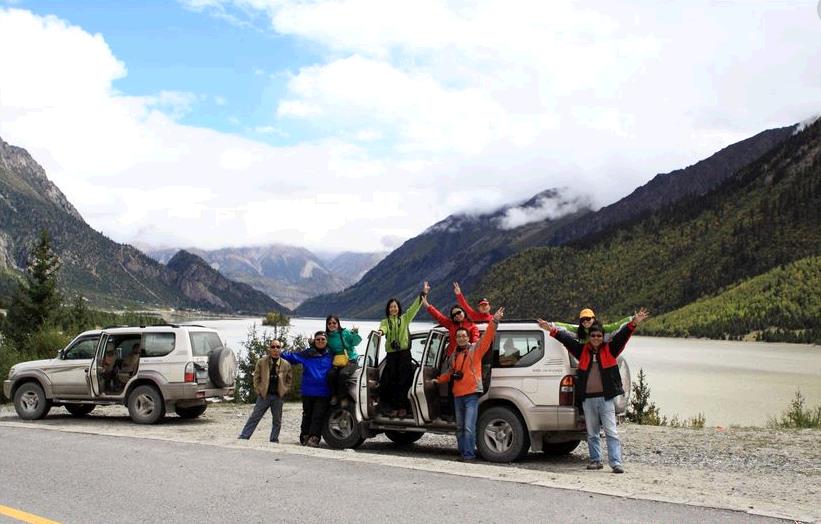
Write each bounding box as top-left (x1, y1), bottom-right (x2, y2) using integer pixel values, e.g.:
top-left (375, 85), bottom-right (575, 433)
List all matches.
top-left (768, 390), bottom-right (821, 429)
top-left (626, 368), bottom-right (666, 425)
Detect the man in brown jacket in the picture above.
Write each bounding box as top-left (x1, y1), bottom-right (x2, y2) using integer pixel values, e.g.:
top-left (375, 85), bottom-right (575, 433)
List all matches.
top-left (238, 340), bottom-right (293, 442)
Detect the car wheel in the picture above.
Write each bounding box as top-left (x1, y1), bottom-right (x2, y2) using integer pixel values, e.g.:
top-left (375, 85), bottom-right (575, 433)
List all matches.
top-left (384, 430), bottom-right (424, 446)
top-left (322, 404), bottom-right (365, 449)
top-left (175, 404), bottom-right (207, 419)
top-left (127, 385), bottom-right (166, 424)
top-left (208, 347), bottom-right (237, 388)
top-left (13, 382), bottom-right (52, 420)
top-left (477, 406), bottom-right (530, 463)
top-left (64, 404), bottom-right (96, 417)
top-left (542, 440), bottom-right (581, 455)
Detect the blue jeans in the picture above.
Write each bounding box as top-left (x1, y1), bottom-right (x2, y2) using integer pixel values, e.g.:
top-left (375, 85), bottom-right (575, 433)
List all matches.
top-left (239, 393), bottom-right (283, 442)
top-left (454, 394), bottom-right (479, 459)
top-left (582, 396), bottom-right (622, 467)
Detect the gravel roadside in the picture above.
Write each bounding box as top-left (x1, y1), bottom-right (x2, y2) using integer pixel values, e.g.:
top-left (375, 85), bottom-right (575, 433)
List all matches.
top-left (2, 402), bottom-right (819, 522)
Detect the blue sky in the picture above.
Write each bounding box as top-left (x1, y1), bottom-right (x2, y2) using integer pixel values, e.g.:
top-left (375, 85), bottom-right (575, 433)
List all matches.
top-left (0, 1), bottom-right (819, 252)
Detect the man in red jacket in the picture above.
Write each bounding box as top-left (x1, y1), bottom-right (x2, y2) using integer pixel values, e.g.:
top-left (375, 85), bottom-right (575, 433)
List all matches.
top-left (538, 307), bottom-right (649, 474)
top-left (453, 282), bottom-right (494, 322)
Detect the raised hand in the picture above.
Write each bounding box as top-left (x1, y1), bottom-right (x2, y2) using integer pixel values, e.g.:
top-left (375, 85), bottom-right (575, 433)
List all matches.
top-left (537, 318), bottom-right (554, 331)
top-left (453, 282), bottom-right (461, 295)
top-left (493, 307), bottom-right (505, 322)
top-left (351, 325), bottom-right (359, 333)
top-left (421, 295), bottom-right (430, 308)
top-left (632, 307), bottom-right (650, 325)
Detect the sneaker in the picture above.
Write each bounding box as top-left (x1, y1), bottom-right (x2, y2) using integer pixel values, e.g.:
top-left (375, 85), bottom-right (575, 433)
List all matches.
top-left (611, 464), bottom-right (625, 474)
top-left (270, 439), bottom-right (279, 444)
top-left (299, 434), bottom-right (308, 446)
top-left (307, 436), bottom-right (320, 448)
top-left (587, 461), bottom-right (603, 470)
top-left (237, 436), bottom-right (249, 440)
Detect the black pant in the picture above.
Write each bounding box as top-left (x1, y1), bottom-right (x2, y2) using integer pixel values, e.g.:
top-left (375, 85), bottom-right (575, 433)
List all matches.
top-left (301, 396), bottom-right (329, 438)
top-left (379, 350), bottom-right (413, 411)
top-left (327, 362), bottom-right (359, 399)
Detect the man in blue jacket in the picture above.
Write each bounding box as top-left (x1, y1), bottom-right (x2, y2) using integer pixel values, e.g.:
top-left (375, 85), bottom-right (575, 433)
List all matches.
top-left (281, 331), bottom-right (333, 447)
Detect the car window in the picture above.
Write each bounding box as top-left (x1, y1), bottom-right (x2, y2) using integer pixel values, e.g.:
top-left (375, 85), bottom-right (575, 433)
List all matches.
top-left (143, 333), bottom-right (176, 357)
top-left (493, 331), bottom-right (544, 368)
top-left (188, 331), bottom-right (223, 357)
top-left (424, 332), bottom-right (447, 368)
top-left (409, 334), bottom-right (427, 363)
top-left (63, 337), bottom-right (100, 360)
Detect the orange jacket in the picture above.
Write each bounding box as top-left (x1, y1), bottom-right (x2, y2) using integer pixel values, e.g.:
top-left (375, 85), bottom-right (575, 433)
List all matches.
top-left (436, 320), bottom-right (497, 397)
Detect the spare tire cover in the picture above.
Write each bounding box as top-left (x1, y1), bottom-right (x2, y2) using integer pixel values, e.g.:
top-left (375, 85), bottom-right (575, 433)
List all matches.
top-left (613, 357), bottom-right (632, 414)
top-left (208, 347), bottom-right (238, 388)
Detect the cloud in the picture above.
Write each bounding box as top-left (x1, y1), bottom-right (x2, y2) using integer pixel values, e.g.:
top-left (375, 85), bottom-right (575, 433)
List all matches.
top-left (495, 194), bottom-right (590, 230)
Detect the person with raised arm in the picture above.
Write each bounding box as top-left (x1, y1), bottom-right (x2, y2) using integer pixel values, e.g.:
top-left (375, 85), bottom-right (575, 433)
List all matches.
top-left (324, 315), bottom-right (362, 406)
top-left (453, 282), bottom-right (494, 323)
top-left (538, 308), bottom-right (650, 473)
top-left (280, 332), bottom-right (333, 447)
top-left (552, 308), bottom-right (632, 343)
top-left (376, 281), bottom-right (429, 418)
top-left (421, 292), bottom-right (479, 357)
top-left (432, 306), bottom-right (505, 461)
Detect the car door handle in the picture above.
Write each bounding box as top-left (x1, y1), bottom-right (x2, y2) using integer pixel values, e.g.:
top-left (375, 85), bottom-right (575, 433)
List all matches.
top-left (84, 368), bottom-right (89, 372)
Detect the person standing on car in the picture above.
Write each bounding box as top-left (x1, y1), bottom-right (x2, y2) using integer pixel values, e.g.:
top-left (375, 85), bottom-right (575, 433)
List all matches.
top-left (324, 315), bottom-right (362, 406)
top-left (453, 282), bottom-right (494, 323)
top-left (538, 308), bottom-right (650, 473)
top-left (377, 281), bottom-right (429, 418)
top-left (432, 307), bottom-right (504, 461)
top-left (238, 340), bottom-right (293, 443)
top-left (281, 332), bottom-right (333, 447)
top-left (552, 308), bottom-right (632, 343)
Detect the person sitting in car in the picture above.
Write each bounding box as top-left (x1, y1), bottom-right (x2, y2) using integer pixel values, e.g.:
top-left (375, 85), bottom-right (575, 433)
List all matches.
top-left (499, 338), bottom-right (521, 367)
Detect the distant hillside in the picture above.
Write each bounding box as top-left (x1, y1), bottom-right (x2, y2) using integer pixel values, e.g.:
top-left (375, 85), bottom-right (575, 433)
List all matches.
top-left (297, 122), bottom-right (796, 319)
top-left (640, 255), bottom-right (820, 344)
top-left (296, 189), bottom-right (592, 318)
top-left (144, 245), bottom-right (385, 309)
top-left (478, 120), bottom-right (821, 334)
top-left (166, 250), bottom-right (289, 315)
top-left (0, 137), bottom-right (282, 314)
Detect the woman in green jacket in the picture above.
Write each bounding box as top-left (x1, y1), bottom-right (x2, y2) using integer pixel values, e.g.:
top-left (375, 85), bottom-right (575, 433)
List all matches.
top-left (377, 281), bottom-right (429, 417)
top-left (553, 308), bottom-right (632, 343)
top-left (325, 315), bottom-right (362, 406)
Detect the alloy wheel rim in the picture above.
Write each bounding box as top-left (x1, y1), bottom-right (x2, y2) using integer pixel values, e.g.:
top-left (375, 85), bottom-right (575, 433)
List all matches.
top-left (483, 418), bottom-right (514, 453)
top-left (20, 391), bottom-right (39, 412)
top-left (134, 393), bottom-right (155, 417)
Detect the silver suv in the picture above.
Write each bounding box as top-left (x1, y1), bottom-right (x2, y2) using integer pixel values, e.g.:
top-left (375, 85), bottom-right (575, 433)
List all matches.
top-left (3, 324), bottom-right (237, 424)
top-left (322, 323), bottom-right (630, 462)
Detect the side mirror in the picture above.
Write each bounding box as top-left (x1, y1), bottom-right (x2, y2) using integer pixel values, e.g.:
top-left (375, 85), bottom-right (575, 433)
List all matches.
top-left (58, 349), bottom-right (65, 359)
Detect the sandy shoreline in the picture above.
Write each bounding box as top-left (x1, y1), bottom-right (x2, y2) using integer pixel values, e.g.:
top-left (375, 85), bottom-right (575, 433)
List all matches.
top-left (1, 402), bottom-right (818, 522)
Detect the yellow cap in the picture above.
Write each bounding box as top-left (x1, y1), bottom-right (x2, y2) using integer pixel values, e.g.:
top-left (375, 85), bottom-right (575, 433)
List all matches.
top-left (579, 308), bottom-right (595, 319)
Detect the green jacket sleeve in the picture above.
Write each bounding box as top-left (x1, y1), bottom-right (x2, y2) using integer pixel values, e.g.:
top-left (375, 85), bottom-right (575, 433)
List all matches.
top-left (553, 321), bottom-right (577, 332)
top-left (603, 316), bottom-right (632, 334)
top-left (343, 329), bottom-right (362, 359)
top-left (402, 295), bottom-right (423, 324)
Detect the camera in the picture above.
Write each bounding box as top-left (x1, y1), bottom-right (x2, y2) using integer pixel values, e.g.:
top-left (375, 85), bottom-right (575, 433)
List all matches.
top-left (452, 371), bottom-right (464, 380)
top-left (390, 340), bottom-right (401, 351)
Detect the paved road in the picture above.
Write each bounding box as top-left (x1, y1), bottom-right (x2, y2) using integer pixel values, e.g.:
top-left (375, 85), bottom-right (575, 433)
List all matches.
top-left (0, 426), bottom-right (788, 524)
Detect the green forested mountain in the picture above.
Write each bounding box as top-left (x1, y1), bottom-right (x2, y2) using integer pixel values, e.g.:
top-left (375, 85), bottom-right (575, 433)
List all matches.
top-left (478, 120), bottom-right (821, 337)
top-left (640, 255), bottom-right (820, 343)
top-left (0, 137), bottom-right (287, 314)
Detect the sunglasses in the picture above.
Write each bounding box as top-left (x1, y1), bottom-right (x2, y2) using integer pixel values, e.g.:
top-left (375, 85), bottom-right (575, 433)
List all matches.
top-left (589, 333), bottom-right (603, 338)
top-left (580, 317), bottom-right (594, 322)
top-left (451, 311), bottom-right (465, 317)
top-left (315, 337), bottom-right (327, 342)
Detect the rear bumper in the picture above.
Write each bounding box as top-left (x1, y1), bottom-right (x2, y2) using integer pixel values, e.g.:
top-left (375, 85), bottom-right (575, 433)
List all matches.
top-left (3, 380), bottom-right (10, 400)
top-left (159, 382), bottom-right (232, 401)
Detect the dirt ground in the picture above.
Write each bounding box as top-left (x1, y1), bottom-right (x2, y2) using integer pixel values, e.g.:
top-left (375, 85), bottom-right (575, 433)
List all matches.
top-left (1, 402), bottom-right (818, 522)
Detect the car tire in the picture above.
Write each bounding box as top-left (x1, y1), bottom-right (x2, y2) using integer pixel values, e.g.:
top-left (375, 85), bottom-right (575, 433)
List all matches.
top-left (477, 406), bottom-right (530, 463)
top-left (127, 385), bottom-right (166, 424)
top-left (384, 430), bottom-right (424, 446)
top-left (175, 404), bottom-right (207, 419)
top-left (542, 440), bottom-right (581, 455)
top-left (322, 404), bottom-right (365, 449)
top-left (208, 347), bottom-right (237, 388)
top-left (64, 404), bottom-right (96, 417)
top-left (13, 382), bottom-right (52, 420)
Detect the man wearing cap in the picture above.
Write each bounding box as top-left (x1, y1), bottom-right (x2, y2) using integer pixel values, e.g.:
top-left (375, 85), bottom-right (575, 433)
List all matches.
top-left (238, 340), bottom-right (293, 443)
top-left (453, 282), bottom-right (494, 322)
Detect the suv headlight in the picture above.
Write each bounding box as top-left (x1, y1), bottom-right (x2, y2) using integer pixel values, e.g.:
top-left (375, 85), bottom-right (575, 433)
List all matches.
top-left (7, 366), bottom-right (15, 378)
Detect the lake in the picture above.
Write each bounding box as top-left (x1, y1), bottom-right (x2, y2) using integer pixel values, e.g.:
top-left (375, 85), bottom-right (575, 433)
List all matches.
top-left (191, 317), bottom-right (821, 427)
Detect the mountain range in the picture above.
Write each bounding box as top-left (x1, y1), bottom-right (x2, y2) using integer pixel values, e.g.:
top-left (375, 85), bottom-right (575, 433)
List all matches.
top-left (296, 122), bottom-right (803, 321)
top-left (143, 245), bottom-right (386, 309)
top-left (0, 138), bottom-right (288, 315)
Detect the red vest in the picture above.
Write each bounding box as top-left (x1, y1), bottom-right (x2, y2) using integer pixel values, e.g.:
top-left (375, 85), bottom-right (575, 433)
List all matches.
top-left (578, 344), bottom-right (618, 371)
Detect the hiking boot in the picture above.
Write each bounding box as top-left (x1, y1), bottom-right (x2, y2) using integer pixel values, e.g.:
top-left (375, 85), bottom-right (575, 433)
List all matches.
top-left (587, 461), bottom-right (603, 470)
top-left (611, 464), bottom-right (625, 474)
top-left (307, 436), bottom-right (320, 448)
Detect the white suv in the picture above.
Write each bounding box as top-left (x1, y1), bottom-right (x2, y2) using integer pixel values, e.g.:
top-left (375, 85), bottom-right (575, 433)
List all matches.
top-left (3, 324), bottom-right (237, 424)
top-left (322, 322), bottom-right (630, 463)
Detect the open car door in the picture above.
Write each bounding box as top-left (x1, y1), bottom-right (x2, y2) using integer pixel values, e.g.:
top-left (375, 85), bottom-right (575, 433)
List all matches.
top-left (411, 328), bottom-right (448, 423)
top-left (357, 331), bottom-right (381, 421)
